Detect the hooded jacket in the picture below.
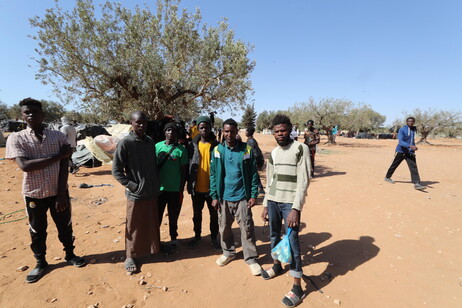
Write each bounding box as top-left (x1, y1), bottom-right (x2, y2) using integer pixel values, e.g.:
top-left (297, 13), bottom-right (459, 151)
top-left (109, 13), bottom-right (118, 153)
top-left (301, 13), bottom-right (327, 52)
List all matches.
top-left (396, 125), bottom-right (417, 153)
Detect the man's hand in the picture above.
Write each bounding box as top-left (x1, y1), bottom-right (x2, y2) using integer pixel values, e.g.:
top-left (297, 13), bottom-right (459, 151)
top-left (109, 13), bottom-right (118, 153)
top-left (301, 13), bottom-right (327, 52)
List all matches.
top-left (212, 199), bottom-right (221, 211)
top-left (287, 209), bottom-right (300, 228)
top-left (247, 197), bottom-right (256, 208)
top-left (261, 207), bottom-right (268, 221)
top-left (55, 193), bottom-right (68, 212)
top-left (410, 145), bottom-right (418, 151)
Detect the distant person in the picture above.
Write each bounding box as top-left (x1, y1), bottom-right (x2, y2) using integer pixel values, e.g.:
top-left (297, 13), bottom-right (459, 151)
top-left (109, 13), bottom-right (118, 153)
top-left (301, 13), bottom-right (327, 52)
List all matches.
top-left (384, 117), bottom-right (426, 190)
top-left (210, 118), bottom-right (261, 276)
top-left (217, 127), bottom-right (222, 142)
top-left (290, 126), bottom-right (299, 141)
top-left (188, 120), bottom-right (199, 140)
top-left (187, 116), bottom-right (220, 250)
top-left (156, 122), bottom-right (188, 247)
top-left (304, 120), bottom-right (320, 177)
top-left (60, 116), bottom-right (78, 174)
top-left (6, 98), bottom-right (86, 283)
top-left (245, 126), bottom-right (265, 194)
top-left (261, 114), bottom-right (310, 307)
top-left (331, 125), bottom-right (338, 144)
top-left (112, 111), bottom-right (161, 273)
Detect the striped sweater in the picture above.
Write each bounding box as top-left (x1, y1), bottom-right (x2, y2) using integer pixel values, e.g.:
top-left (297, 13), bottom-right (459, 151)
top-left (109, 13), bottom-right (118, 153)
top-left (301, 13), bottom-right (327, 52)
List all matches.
top-left (263, 140), bottom-right (311, 211)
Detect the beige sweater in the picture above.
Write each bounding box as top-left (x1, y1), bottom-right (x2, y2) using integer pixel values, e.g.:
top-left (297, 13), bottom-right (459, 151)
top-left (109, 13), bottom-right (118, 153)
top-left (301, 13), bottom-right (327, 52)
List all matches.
top-left (263, 140), bottom-right (311, 211)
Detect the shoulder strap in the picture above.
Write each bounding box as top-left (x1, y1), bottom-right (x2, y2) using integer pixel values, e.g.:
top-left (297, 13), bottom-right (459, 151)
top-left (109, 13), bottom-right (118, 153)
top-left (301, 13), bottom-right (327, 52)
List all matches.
top-left (158, 143), bottom-right (177, 169)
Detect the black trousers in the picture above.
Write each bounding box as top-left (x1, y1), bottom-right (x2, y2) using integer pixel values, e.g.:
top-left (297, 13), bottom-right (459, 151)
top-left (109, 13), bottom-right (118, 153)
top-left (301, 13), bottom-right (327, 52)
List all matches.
top-left (158, 191), bottom-right (182, 240)
top-left (191, 192), bottom-right (219, 240)
top-left (25, 193), bottom-right (75, 262)
top-left (385, 152), bottom-right (421, 183)
top-left (308, 146), bottom-right (316, 174)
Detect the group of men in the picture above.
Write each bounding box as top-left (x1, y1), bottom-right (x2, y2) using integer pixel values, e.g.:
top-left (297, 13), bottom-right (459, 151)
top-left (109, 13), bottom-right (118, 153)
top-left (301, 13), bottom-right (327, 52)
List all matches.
top-left (6, 97), bottom-right (425, 307)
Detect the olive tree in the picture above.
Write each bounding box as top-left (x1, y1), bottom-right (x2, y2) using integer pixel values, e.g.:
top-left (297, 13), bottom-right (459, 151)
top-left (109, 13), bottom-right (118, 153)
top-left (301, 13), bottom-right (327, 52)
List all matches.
top-left (30, 0), bottom-right (255, 120)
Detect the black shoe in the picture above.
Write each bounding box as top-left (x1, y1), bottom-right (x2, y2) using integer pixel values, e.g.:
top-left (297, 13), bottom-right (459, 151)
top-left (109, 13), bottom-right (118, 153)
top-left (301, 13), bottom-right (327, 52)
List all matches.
top-left (26, 262), bottom-right (48, 283)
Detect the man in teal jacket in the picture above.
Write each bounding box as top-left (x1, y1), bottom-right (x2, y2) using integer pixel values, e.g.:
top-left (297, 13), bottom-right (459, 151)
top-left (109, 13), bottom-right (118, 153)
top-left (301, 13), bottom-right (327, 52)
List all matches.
top-left (210, 118), bottom-right (261, 276)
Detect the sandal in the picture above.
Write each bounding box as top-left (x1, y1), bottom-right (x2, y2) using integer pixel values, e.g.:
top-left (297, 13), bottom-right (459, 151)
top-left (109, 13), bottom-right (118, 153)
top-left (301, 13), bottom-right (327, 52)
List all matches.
top-left (66, 255), bottom-right (86, 267)
top-left (261, 265), bottom-right (282, 280)
top-left (124, 258), bottom-right (138, 274)
top-left (281, 290), bottom-right (306, 307)
top-left (26, 263), bottom-right (48, 283)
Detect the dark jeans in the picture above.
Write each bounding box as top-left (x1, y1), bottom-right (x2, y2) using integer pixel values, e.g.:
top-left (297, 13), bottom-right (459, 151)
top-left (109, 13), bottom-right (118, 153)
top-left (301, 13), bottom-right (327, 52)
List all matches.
top-left (25, 193), bottom-right (75, 262)
top-left (158, 191), bottom-right (182, 240)
top-left (192, 192), bottom-right (219, 240)
top-left (385, 152), bottom-right (421, 183)
top-left (267, 200), bottom-right (303, 278)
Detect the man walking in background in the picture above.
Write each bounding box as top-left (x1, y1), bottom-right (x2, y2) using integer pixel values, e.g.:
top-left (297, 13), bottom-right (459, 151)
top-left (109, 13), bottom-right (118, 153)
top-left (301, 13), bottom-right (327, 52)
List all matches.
top-left (187, 115), bottom-right (220, 250)
top-left (60, 116), bottom-right (78, 174)
top-left (261, 114), bottom-right (310, 307)
top-left (112, 111), bottom-right (161, 273)
top-left (6, 98), bottom-right (86, 283)
top-left (304, 120), bottom-right (320, 178)
top-left (384, 117), bottom-right (426, 190)
top-left (210, 118), bottom-right (261, 276)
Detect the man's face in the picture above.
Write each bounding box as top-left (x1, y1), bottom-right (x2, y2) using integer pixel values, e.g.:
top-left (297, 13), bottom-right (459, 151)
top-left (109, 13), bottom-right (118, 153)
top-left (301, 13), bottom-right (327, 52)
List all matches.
top-left (273, 123), bottom-right (291, 146)
top-left (198, 122), bottom-right (211, 138)
top-left (21, 105), bottom-right (44, 127)
top-left (406, 118), bottom-right (415, 127)
top-left (307, 122), bottom-right (313, 129)
top-left (131, 115), bottom-right (147, 136)
top-left (223, 124), bottom-right (237, 145)
top-left (165, 127), bottom-right (177, 141)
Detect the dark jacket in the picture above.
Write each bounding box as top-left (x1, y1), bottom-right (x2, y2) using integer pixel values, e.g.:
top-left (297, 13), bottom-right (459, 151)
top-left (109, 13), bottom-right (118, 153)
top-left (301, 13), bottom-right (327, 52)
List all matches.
top-left (209, 140), bottom-right (259, 201)
top-left (112, 132), bottom-right (160, 201)
top-left (246, 136), bottom-right (264, 170)
top-left (187, 133), bottom-right (218, 195)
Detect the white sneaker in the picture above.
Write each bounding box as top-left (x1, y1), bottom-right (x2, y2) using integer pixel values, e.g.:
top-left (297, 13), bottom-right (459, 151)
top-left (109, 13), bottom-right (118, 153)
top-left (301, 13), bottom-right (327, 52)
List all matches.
top-left (216, 254), bottom-right (236, 267)
top-left (249, 263), bottom-right (262, 276)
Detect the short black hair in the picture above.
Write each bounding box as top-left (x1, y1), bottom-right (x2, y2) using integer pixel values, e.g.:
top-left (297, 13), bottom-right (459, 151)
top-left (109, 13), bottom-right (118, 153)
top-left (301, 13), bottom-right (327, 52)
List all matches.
top-left (19, 98), bottom-right (42, 109)
top-left (406, 116), bottom-right (415, 121)
top-left (272, 114), bottom-right (292, 129)
top-left (246, 126), bottom-right (255, 135)
top-left (307, 120), bottom-right (314, 125)
top-left (130, 111), bottom-right (147, 121)
top-left (223, 118), bottom-right (238, 128)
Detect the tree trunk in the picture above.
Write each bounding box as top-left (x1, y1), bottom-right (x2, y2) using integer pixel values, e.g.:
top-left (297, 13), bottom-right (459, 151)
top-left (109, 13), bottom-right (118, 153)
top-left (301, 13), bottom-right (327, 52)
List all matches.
top-left (417, 132), bottom-right (432, 145)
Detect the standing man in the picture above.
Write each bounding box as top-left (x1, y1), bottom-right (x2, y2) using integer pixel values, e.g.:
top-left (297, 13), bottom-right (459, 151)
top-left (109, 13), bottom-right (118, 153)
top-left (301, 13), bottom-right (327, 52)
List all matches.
top-left (112, 111), bottom-right (161, 273)
top-left (245, 126), bottom-right (265, 193)
top-left (304, 120), bottom-right (320, 178)
top-left (384, 117), bottom-right (426, 190)
top-left (187, 116), bottom-right (220, 250)
top-left (60, 116), bottom-right (78, 174)
top-left (6, 98), bottom-right (86, 283)
top-left (210, 118), bottom-right (261, 276)
top-left (261, 114), bottom-right (310, 307)
top-left (156, 122), bottom-right (188, 247)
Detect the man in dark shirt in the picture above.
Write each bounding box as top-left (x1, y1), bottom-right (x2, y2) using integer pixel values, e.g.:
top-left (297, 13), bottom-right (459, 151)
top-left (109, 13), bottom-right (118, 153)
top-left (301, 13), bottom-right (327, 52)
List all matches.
top-left (112, 111), bottom-right (161, 273)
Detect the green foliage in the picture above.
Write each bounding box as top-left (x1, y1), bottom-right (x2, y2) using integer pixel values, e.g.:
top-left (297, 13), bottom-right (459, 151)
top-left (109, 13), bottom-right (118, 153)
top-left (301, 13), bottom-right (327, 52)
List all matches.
top-left (403, 109), bottom-right (462, 143)
top-left (241, 103), bottom-right (257, 129)
top-left (256, 110), bottom-right (281, 131)
top-left (30, 0), bottom-right (255, 121)
top-left (0, 101), bottom-right (9, 121)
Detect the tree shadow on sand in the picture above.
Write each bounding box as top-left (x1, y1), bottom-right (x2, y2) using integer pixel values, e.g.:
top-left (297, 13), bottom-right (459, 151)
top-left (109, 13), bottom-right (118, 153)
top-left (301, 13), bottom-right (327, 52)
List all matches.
top-left (302, 236), bottom-right (380, 296)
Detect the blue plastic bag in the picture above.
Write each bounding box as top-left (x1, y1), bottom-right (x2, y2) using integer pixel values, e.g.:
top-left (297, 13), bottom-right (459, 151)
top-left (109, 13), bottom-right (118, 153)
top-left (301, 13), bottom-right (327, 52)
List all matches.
top-left (271, 228), bottom-right (292, 264)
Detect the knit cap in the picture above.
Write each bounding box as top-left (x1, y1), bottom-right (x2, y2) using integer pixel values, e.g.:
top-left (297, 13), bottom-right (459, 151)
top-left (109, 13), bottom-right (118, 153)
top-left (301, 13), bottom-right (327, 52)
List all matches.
top-left (196, 115), bottom-right (211, 125)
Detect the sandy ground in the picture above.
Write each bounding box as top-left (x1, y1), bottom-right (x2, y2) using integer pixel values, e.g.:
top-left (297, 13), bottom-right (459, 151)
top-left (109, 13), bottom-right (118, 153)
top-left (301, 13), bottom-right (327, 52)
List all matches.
top-left (0, 133), bottom-right (461, 308)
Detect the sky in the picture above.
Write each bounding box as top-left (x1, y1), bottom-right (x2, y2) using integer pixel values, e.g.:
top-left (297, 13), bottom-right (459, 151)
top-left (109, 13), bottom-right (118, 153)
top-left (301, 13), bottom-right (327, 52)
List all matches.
top-left (1, 0), bottom-right (461, 125)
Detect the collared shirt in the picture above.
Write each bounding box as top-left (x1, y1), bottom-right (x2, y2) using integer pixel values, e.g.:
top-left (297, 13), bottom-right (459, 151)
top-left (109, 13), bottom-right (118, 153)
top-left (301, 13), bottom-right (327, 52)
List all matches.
top-left (5, 126), bottom-right (68, 198)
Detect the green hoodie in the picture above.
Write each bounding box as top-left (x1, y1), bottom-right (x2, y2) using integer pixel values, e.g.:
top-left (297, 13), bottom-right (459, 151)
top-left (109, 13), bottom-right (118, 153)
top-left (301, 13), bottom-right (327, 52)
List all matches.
top-left (210, 141), bottom-right (259, 201)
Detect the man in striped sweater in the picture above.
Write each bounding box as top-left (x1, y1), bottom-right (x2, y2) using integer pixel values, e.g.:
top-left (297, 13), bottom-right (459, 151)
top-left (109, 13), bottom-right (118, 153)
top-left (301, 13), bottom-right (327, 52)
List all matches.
top-left (261, 114), bottom-right (311, 307)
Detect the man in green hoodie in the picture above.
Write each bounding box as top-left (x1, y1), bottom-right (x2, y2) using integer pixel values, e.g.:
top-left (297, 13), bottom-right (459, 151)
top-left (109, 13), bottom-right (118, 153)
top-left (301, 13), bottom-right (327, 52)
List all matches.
top-left (210, 118), bottom-right (261, 276)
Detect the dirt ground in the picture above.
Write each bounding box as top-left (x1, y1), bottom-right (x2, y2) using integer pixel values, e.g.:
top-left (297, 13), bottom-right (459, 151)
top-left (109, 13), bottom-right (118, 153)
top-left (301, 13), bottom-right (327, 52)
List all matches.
top-left (0, 133), bottom-right (461, 308)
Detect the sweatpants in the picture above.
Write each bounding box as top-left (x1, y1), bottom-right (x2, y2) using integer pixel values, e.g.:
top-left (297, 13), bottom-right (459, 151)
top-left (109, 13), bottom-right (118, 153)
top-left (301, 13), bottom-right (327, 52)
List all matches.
top-left (192, 192), bottom-right (219, 240)
top-left (158, 191), bottom-right (182, 241)
top-left (385, 152), bottom-right (421, 183)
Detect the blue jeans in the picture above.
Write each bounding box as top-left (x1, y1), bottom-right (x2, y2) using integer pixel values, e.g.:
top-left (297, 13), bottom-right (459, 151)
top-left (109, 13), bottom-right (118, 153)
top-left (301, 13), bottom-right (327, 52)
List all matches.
top-left (267, 201), bottom-right (303, 278)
